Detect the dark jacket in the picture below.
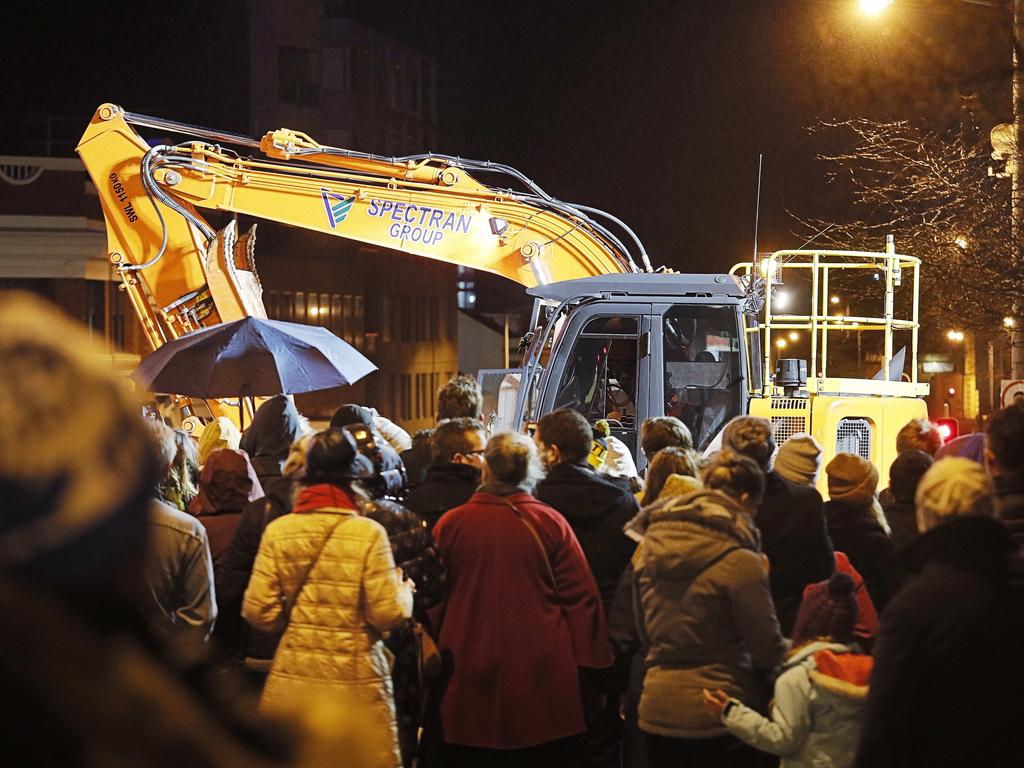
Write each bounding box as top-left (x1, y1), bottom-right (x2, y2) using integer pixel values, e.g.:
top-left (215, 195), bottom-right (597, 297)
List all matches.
top-left (400, 441), bottom-right (433, 489)
top-left (825, 501), bottom-right (894, 611)
top-left (357, 497), bottom-right (446, 767)
top-left (214, 395), bottom-right (302, 657)
top-left (405, 462), bottom-right (480, 531)
top-left (636, 489), bottom-right (787, 738)
top-left (607, 561), bottom-right (651, 768)
top-left (855, 516), bottom-right (1024, 768)
top-left (358, 498), bottom-right (446, 617)
top-left (883, 498), bottom-right (918, 552)
top-left (758, 471), bottom-right (835, 634)
top-left (994, 472), bottom-right (1024, 550)
top-left (535, 461), bottom-right (639, 614)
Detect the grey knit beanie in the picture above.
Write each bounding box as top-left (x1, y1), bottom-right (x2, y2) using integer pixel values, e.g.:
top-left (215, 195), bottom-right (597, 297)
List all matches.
top-left (773, 433), bottom-right (822, 486)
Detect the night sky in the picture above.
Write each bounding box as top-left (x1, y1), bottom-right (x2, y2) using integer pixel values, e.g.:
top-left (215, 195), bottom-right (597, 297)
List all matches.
top-left (4, 0), bottom-right (1011, 276)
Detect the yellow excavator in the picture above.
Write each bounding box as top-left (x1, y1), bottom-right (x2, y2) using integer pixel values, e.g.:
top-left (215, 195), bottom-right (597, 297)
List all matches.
top-left (77, 103), bottom-right (927, 487)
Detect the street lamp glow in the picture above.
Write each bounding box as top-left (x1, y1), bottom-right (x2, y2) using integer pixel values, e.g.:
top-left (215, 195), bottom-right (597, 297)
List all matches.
top-left (947, 330), bottom-right (964, 342)
top-left (859, 0), bottom-right (893, 15)
top-left (1005, 317), bottom-right (1017, 328)
top-left (776, 339), bottom-right (788, 349)
top-left (830, 295), bottom-right (841, 305)
top-left (788, 331), bottom-right (799, 341)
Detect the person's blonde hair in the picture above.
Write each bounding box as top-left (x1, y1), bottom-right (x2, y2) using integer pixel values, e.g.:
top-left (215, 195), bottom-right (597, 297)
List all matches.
top-left (485, 432), bottom-right (544, 490)
top-left (642, 446), bottom-right (699, 505)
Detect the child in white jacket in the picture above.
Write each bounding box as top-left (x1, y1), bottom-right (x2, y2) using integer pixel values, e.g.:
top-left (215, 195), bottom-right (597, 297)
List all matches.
top-left (703, 572), bottom-right (873, 768)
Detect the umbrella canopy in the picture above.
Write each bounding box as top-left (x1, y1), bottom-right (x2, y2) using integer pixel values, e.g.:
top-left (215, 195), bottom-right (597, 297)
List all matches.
top-left (132, 317), bottom-right (377, 399)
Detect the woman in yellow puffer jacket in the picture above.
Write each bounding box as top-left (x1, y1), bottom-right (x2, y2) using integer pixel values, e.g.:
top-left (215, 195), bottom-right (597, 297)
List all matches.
top-left (243, 429), bottom-right (414, 768)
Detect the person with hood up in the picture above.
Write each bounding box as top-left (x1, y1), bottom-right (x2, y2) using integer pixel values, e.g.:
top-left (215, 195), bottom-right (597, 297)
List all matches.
top-left (197, 416), bottom-right (242, 467)
top-left (855, 457), bottom-right (1024, 768)
top-left (214, 395), bottom-right (304, 659)
top-left (636, 448), bottom-right (787, 768)
top-left (612, 447), bottom-right (702, 768)
top-left (188, 448), bottom-right (264, 563)
top-left (243, 428), bottom-right (413, 768)
top-left (881, 450), bottom-right (932, 552)
top-left (823, 454), bottom-right (893, 610)
top-left (831, 552), bottom-right (879, 651)
top-left (704, 572), bottom-right (873, 768)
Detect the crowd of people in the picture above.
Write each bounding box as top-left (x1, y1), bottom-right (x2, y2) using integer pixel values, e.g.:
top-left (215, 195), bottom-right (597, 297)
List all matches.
top-left (3, 291), bottom-right (1024, 768)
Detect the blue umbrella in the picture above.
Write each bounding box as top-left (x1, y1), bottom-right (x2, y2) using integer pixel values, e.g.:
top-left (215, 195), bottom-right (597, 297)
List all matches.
top-left (132, 317), bottom-right (378, 407)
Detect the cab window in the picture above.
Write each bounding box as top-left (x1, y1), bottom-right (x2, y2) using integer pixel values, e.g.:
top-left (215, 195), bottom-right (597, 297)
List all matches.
top-left (554, 315), bottom-right (639, 429)
top-left (663, 305), bottom-right (742, 449)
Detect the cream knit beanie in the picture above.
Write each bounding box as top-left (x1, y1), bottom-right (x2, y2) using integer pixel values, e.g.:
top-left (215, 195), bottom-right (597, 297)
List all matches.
top-left (914, 456), bottom-right (993, 533)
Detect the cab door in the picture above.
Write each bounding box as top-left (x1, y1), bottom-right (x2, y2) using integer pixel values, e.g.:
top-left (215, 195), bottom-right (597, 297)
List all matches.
top-left (538, 302), bottom-right (652, 464)
top-left (652, 300), bottom-right (747, 452)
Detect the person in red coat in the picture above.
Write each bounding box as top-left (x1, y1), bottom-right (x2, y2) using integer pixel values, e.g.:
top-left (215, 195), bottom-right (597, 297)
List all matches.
top-left (431, 431), bottom-right (613, 768)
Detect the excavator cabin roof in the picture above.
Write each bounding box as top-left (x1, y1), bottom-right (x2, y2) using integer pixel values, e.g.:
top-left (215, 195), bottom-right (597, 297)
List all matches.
top-left (526, 273), bottom-right (744, 302)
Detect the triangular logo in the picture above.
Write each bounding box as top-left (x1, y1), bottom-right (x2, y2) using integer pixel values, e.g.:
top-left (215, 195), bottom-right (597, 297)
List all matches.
top-left (321, 189), bottom-right (355, 229)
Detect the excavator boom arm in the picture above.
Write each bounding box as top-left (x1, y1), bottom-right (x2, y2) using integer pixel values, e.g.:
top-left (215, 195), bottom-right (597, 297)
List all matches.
top-left (75, 102), bottom-right (645, 421)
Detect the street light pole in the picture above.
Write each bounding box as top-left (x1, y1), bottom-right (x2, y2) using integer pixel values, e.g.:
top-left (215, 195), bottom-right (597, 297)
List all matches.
top-left (1012, 0), bottom-right (1024, 377)
top-left (861, 0), bottom-right (1024, 380)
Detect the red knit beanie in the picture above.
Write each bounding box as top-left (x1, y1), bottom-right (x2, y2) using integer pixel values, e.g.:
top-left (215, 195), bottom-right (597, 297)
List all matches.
top-left (791, 572), bottom-right (859, 645)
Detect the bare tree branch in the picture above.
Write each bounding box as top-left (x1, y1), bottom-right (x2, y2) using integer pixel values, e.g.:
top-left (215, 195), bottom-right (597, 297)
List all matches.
top-left (791, 118), bottom-right (1019, 331)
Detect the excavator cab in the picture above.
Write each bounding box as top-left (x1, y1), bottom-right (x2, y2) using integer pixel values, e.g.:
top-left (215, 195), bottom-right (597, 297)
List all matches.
top-left (480, 273), bottom-right (752, 469)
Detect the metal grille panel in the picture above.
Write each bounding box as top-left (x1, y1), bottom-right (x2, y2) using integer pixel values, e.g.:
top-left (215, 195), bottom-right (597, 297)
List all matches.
top-left (836, 417), bottom-right (873, 460)
top-left (477, 369), bottom-right (522, 433)
top-left (771, 415), bottom-right (809, 444)
top-left (771, 398), bottom-right (810, 411)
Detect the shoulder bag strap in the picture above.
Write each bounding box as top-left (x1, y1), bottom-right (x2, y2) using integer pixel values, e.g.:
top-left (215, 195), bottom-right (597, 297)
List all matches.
top-left (499, 498), bottom-right (557, 593)
top-left (280, 508), bottom-right (353, 620)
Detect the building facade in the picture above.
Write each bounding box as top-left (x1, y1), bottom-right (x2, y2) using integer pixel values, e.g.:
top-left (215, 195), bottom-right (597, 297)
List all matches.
top-left (0, 1), bottom-right (457, 434)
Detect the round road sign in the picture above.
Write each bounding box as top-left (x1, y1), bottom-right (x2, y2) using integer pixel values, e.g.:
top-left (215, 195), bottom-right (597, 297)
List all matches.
top-left (1000, 380), bottom-right (1024, 408)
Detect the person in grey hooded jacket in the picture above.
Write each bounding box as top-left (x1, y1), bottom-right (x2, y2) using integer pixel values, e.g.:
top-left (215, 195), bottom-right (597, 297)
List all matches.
top-left (636, 449), bottom-right (786, 768)
top-left (705, 573), bottom-right (873, 768)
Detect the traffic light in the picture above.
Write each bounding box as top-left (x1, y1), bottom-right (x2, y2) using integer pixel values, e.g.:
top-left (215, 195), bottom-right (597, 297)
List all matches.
top-left (934, 417), bottom-right (959, 443)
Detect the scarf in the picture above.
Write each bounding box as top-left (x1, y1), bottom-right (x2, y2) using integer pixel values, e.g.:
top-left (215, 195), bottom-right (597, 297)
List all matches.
top-left (292, 483), bottom-right (358, 514)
